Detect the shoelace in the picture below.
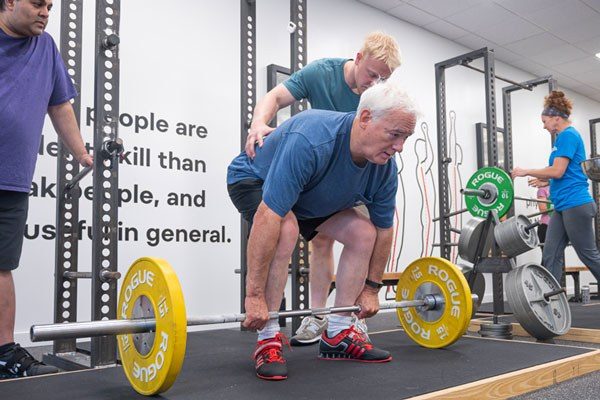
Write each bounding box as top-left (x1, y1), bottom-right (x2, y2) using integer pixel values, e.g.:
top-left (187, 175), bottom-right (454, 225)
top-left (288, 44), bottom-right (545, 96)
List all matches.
top-left (254, 333), bottom-right (291, 362)
top-left (276, 333), bottom-right (291, 351)
top-left (262, 347), bottom-right (284, 363)
top-left (7, 346), bottom-right (38, 373)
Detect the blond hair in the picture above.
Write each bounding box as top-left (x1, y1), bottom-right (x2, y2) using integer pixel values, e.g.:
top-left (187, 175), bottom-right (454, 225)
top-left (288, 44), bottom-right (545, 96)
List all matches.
top-left (358, 69), bottom-right (419, 121)
top-left (359, 31), bottom-right (401, 70)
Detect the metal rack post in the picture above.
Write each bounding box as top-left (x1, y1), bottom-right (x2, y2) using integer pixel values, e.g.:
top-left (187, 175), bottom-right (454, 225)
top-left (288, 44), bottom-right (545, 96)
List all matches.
top-left (289, 0), bottom-right (309, 333)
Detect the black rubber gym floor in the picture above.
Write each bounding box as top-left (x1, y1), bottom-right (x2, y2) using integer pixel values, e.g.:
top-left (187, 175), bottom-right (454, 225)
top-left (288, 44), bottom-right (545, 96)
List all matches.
top-left (0, 312), bottom-right (593, 400)
top-left (478, 300), bottom-right (600, 329)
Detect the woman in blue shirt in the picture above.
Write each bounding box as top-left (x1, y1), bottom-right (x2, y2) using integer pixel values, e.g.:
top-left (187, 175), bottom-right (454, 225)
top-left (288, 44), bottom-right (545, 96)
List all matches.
top-left (512, 91), bottom-right (600, 285)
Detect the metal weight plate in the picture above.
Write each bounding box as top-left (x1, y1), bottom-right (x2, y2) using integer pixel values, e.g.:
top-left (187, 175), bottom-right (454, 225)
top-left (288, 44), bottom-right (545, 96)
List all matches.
top-left (117, 257), bottom-right (187, 395)
top-left (457, 264), bottom-right (485, 315)
top-left (396, 257), bottom-right (473, 348)
top-left (458, 218), bottom-right (486, 263)
top-left (505, 263), bottom-right (571, 340)
top-left (494, 215), bottom-right (539, 258)
top-left (464, 167), bottom-right (513, 218)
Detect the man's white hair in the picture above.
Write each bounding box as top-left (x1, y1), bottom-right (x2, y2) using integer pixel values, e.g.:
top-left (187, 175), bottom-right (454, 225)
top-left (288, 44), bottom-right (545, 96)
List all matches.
top-left (357, 69), bottom-right (419, 120)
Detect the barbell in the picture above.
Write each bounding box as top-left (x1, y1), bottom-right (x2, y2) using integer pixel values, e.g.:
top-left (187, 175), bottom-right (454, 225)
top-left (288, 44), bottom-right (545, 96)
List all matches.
top-left (31, 256), bottom-right (477, 396)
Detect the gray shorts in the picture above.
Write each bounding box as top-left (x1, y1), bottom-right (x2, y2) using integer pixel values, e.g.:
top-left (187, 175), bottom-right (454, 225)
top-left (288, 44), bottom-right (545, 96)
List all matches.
top-left (0, 190), bottom-right (29, 271)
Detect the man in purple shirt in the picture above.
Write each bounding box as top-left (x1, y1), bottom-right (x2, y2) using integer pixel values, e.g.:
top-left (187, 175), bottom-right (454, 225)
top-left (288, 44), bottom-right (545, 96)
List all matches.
top-left (0, 0), bottom-right (92, 378)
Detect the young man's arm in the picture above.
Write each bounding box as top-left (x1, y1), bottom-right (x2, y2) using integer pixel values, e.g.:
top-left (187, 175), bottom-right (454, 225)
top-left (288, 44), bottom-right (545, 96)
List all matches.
top-left (245, 85), bottom-right (297, 158)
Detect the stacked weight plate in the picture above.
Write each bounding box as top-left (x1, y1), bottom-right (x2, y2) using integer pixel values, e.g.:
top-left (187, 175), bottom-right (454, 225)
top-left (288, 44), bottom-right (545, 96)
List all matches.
top-left (494, 215), bottom-right (539, 258)
top-left (505, 263), bottom-right (571, 340)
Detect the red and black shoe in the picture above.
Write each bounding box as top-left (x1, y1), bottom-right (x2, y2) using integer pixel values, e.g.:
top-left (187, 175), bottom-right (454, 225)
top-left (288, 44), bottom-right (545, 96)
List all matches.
top-left (253, 333), bottom-right (289, 380)
top-left (318, 326), bottom-right (392, 363)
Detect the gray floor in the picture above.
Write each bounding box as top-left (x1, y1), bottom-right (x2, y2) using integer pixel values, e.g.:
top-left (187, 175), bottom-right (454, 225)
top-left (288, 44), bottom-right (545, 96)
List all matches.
top-left (10, 312), bottom-right (600, 399)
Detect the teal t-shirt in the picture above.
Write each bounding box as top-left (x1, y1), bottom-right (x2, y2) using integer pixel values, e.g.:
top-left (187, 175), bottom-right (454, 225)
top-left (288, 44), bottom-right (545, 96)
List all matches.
top-left (548, 126), bottom-right (592, 211)
top-left (283, 58), bottom-right (359, 112)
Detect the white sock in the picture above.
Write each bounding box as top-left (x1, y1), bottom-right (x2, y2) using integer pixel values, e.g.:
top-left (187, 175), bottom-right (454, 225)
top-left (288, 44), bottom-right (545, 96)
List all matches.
top-left (327, 314), bottom-right (353, 338)
top-left (257, 319), bottom-right (280, 341)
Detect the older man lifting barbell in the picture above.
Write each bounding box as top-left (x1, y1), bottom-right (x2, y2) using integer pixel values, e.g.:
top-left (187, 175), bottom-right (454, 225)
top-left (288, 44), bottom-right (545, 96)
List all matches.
top-left (226, 69), bottom-right (418, 380)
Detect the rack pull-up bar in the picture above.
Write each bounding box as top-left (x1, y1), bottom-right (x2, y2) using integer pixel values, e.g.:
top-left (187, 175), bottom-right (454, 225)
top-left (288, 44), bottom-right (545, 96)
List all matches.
top-left (460, 62), bottom-right (533, 91)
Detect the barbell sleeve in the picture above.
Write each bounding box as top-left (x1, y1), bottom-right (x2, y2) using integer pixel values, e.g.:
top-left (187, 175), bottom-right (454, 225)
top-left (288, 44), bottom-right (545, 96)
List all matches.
top-left (543, 288), bottom-right (566, 301)
top-left (514, 196), bottom-right (552, 205)
top-left (526, 209), bottom-right (553, 219)
top-left (524, 221), bottom-right (541, 233)
top-left (32, 295), bottom-right (479, 342)
top-left (433, 208), bottom-right (468, 222)
top-left (31, 319), bottom-right (156, 342)
top-left (461, 188), bottom-right (490, 199)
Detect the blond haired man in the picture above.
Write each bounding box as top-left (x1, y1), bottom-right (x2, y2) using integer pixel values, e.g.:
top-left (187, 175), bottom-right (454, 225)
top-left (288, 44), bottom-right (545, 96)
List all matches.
top-left (244, 31), bottom-right (401, 346)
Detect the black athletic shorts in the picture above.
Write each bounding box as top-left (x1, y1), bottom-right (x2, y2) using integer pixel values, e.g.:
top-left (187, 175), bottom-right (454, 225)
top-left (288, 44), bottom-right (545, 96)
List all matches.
top-left (0, 190), bottom-right (29, 271)
top-left (227, 179), bottom-right (333, 241)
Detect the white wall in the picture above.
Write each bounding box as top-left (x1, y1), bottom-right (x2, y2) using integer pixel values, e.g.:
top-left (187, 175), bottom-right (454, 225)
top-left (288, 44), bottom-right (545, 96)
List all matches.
top-left (15, 0), bottom-right (600, 345)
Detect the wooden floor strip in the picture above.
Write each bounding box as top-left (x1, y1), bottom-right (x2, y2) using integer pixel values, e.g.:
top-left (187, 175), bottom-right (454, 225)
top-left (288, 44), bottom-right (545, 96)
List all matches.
top-left (408, 350), bottom-right (600, 399)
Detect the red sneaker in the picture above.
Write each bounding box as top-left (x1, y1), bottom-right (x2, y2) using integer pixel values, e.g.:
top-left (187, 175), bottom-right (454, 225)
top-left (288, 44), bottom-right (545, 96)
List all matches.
top-left (319, 326), bottom-right (392, 362)
top-left (253, 333), bottom-right (289, 380)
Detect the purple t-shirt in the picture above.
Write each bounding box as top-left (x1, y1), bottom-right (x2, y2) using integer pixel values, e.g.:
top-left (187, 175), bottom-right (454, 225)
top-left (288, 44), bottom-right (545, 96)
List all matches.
top-left (0, 28), bottom-right (76, 192)
top-left (537, 186), bottom-right (550, 225)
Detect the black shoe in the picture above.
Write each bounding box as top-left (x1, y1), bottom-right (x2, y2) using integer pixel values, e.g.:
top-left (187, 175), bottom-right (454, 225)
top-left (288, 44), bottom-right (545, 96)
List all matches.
top-left (0, 343), bottom-right (59, 378)
top-left (319, 326), bottom-right (392, 362)
top-left (253, 333), bottom-right (288, 380)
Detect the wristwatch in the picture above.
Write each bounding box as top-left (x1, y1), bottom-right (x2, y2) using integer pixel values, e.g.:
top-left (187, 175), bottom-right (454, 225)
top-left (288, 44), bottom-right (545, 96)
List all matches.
top-left (365, 278), bottom-right (383, 290)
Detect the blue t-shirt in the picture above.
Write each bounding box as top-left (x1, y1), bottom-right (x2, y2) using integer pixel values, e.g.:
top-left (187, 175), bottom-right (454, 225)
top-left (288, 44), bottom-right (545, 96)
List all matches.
top-left (284, 58), bottom-right (360, 112)
top-left (548, 126), bottom-right (592, 211)
top-left (227, 110), bottom-right (398, 229)
top-left (0, 29), bottom-right (77, 192)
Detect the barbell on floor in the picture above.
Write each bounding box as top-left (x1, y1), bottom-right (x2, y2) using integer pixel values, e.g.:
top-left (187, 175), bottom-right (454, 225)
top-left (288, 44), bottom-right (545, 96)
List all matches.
top-left (30, 256), bottom-right (477, 396)
top-left (31, 296), bottom-right (442, 342)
